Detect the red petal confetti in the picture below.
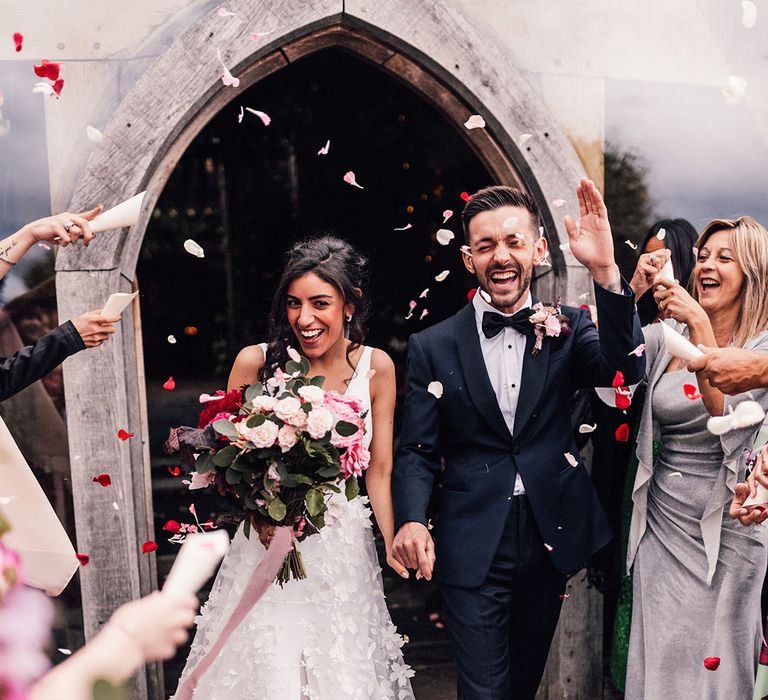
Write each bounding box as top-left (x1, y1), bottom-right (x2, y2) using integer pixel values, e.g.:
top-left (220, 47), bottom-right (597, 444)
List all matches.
top-left (163, 376), bottom-right (176, 391)
top-left (12, 33), bottom-right (23, 52)
top-left (92, 473), bottom-right (111, 487)
top-left (703, 657), bottom-right (720, 671)
top-left (117, 429), bottom-right (134, 441)
top-left (460, 191), bottom-right (470, 202)
top-left (467, 288), bottom-right (477, 302)
top-left (615, 423), bottom-right (630, 442)
top-left (683, 383), bottom-right (702, 400)
top-left (76, 553), bottom-right (90, 566)
top-left (612, 370), bottom-right (625, 388)
top-left (141, 541), bottom-right (158, 554)
top-left (162, 520), bottom-right (182, 534)
top-left (52, 78), bottom-right (64, 96)
top-left (614, 389), bottom-right (632, 411)
top-left (33, 60), bottom-right (61, 81)
top-left (559, 594), bottom-right (570, 599)
top-left (168, 465), bottom-right (181, 476)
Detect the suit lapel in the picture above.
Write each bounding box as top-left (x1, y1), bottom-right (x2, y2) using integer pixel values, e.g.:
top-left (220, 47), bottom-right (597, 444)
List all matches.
top-left (455, 304), bottom-right (513, 443)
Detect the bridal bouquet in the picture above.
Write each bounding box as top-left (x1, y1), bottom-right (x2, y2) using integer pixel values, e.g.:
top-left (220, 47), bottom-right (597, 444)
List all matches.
top-left (165, 351), bottom-right (370, 584)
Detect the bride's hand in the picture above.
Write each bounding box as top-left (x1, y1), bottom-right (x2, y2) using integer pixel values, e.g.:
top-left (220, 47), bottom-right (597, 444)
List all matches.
top-left (250, 515), bottom-right (276, 549)
top-left (386, 549), bottom-right (410, 579)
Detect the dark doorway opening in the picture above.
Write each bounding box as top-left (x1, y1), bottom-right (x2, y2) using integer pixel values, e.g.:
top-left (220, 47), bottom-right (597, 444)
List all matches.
top-left (139, 47), bottom-right (496, 696)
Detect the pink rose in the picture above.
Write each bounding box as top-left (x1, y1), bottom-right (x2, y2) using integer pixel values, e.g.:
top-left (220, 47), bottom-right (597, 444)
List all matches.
top-left (236, 419), bottom-right (279, 448)
top-left (298, 385), bottom-right (325, 408)
top-left (277, 424), bottom-right (299, 453)
top-left (306, 407), bottom-right (334, 439)
top-left (323, 390), bottom-right (364, 423)
top-left (251, 395), bottom-right (277, 412)
top-left (211, 411), bottom-right (235, 424)
top-left (544, 314), bottom-right (561, 337)
top-left (340, 440), bottom-right (370, 479)
top-left (274, 397), bottom-right (307, 427)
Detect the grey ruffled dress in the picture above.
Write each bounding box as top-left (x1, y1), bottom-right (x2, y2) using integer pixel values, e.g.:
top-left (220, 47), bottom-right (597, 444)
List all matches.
top-left (625, 321), bottom-right (768, 699)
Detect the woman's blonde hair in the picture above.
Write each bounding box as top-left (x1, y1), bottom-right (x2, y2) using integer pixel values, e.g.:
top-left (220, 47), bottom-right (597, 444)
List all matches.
top-left (693, 216), bottom-right (768, 347)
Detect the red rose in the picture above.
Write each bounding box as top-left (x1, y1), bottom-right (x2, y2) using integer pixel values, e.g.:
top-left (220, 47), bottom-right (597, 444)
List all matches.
top-left (198, 388), bottom-right (244, 428)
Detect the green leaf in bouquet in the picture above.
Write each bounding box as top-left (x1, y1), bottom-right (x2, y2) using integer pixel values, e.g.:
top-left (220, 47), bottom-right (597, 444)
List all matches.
top-left (246, 413), bottom-right (266, 428)
top-left (302, 438), bottom-right (317, 457)
top-left (310, 375), bottom-right (325, 388)
top-left (307, 512), bottom-right (325, 531)
top-left (305, 488), bottom-right (324, 517)
top-left (345, 476), bottom-right (360, 501)
top-left (212, 419), bottom-right (238, 440)
top-left (281, 473), bottom-right (315, 488)
top-left (195, 452), bottom-right (214, 474)
top-left (212, 445), bottom-right (239, 467)
top-left (244, 382), bottom-right (264, 403)
top-left (300, 401), bottom-right (313, 413)
top-left (225, 468), bottom-right (242, 484)
top-left (317, 464), bottom-right (340, 479)
top-left (320, 482), bottom-right (341, 493)
top-left (268, 497), bottom-right (287, 521)
top-left (243, 516), bottom-right (252, 539)
top-left (299, 357), bottom-right (310, 375)
top-left (286, 360), bottom-right (303, 376)
top-left (334, 420), bottom-right (359, 437)
top-left (244, 491), bottom-right (259, 510)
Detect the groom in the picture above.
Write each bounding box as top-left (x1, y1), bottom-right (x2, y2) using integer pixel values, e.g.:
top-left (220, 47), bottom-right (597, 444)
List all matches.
top-left (391, 180), bottom-right (645, 699)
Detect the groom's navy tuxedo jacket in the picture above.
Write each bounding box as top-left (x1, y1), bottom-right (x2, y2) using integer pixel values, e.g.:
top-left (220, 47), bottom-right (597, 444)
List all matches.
top-left (393, 282), bottom-right (645, 588)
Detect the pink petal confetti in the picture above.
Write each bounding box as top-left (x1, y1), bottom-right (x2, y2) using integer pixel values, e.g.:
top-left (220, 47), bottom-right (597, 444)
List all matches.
top-left (217, 7), bottom-right (236, 16)
top-left (436, 228), bottom-right (454, 245)
top-left (237, 106), bottom-right (244, 123)
top-left (464, 114), bottom-right (486, 129)
top-left (435, 270), bottom-right (450, 282)
top-left (551, 199), bottom-right (567, 208)
top-left (518, 133), bottom-right (532, 146)
top-left (287, 346), bottom-right (301, 362)
top-left (503, 216), bottom-right (518, 230)
top-left (394, 223), bottom-right (412, 231)
top-left (564, 452), bottom-right (578, 467)
top-left (364, 369), bottom-right (376, 380)
top-left (544, 543), bottom-right (554, 552)
top-left (615, 423), bottom-right (630, 442)
top-left (343, 171), bottom-right (364, 189)
top-left (317, 139), bottom-right (330, 156)
top-left (683, 383), bottom-right (702, 400)
top-left (419, 288), bottom-right (429, 299)
top-left (189, 503), bottom-right (197, 517)
top-left (249, 29), bottom-right (276, 42)
top-left (460, 245), bottom-right (472, 257)
top-left (442, 209), bottom-right (453, 223)
top-left (656, 228), bottom-right (666, 240)
top-left (625, 239), bottom-right (637, 250)
top-left (405, 300), bottom-right (417, 319)
top-left (628, 343), bottom-right (646, 357)
top-left (12, 32), bottom-right (23, 53)
top-left (578, 423), bottom-right (597, 434)
top-left (37, 242), bottom-right (52, 250)
top-left (427, 381), bottom-right (444, 398)
top-left (216, 48), bottom-right (240, 87)
top-left (420, 309), bottom-right (429, 321)
top-left (245, 107), bottom-right (271, 126)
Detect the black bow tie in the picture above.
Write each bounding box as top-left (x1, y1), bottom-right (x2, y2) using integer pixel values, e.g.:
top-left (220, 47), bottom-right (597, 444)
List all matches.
top-left (481, 308), bottom-right (535, 339)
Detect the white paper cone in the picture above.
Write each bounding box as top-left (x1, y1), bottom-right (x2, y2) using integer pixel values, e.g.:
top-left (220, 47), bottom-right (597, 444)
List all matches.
top-left (90, 191), bottom-right (146, 233)
top-left (662, 322), bottom-right (704, 361)
top-left (657, 258), bottom-right (674, 283)
top-left (594, 382), bottom-right (640, 408)
top-left (100, 292), bottom-right (138, 317)
top-left (162, 529), bottom-right (230, 596)
top-left (743, 483), bottom-right (768, 508)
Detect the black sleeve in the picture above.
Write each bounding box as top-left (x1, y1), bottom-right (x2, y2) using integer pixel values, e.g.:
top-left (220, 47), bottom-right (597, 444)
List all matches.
top-left (0, 321), bottom-right (85, 400)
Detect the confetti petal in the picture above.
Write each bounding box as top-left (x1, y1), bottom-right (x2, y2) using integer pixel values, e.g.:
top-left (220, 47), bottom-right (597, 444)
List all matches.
top-left (518, 133), bottom-right (532, 146)
top-left (460, 191), bottom-right (470, 202)
top-left (245, 107), bottom-right (271, 126)
top-left (615, 389), bottom-right (632, 411)
top-left (343, 171), bottom-right (364, 189)
top-left (435, 270), bottom-right (450, 282)
top-left (442, 209), bottom-right (453, 223)
top-left (189, 504), bottom-right (197, 517)
top-left (559, 242), bottom-right (571, 253)
top-left (544, 543), bottom-right (554, 552)
top-left (184, 239), bottom-right (205, 258)
top-left (460, 245), bottom-right (472, 256)
top-left (683, 383), bottom-right (702, 400)
top-left (503, 216), bottom-right (518, 230)
top-left (427, 381), bottom-right (444, 398)
top-left (168, 466), bottom-right (182, 476)
top-left (656, 228), bottom-right (666, 241)
top-left (12, 32), bottom-right (23, 53)
top-left (76, 553), bottom-right (89, 566)
top-left (365, 369), bottom-right (376, 379)
top-left (625, 239), bottom-right (637, 250)
top-left (479, 289), bottom-right (492, 303)
top-left (551, 199), bottom-right (567, 208)
top-left (163, 376), bottom-right (176, 391)
top-left (167, 335), bottom-right (177, 344)
top-left (703, 657), bottom-right (720, 671)
top-left (419, 309), bottom-right (429, 321)
top-left (394, 223), bottom-right (412, 231)
top-left (436, 228), bottom-right (454, 245)
top-left (92, 474), bottom-right (111, 487)
top-left (317, 139), bottom-right (330, 156)
top-left (141, 541), bottom-right (158, 554)
top-left (86, 125), bottom-right (103, 144)
top-left (464, 114), bottom-right (486, 129)
top-left (237, 106), bottom-right (244, 124)
top-left (216, 48), bottom-right (240, 88)
top-left (162, 520), bottom-right (182, 533)
top-left (52, 79), bottom-right (64, 97)
top-left (628, 343), bottom-right (646, 357)
top-left (564, 452), bottom-right (578, 467)
top-left (217, 6), bottom-right (236, 16)
top-left (467, 288), bottom-right (477, 302)
top-left (287, 347), bottom-right (301, 362)
top-left (33, 60), bottom-right (61, 81)
top-left (742, 1), bottom-right (757, 28)
top-left (612, 371), bottom-right (625, 388)
top-left (117, 429), bottom-right (134, 441)
top-left (405, 300), bottom-right (417, 319)
top-left (723, 75), bottom-right (747, 103)
top-left (32, 82), bottom-right (54, 97)
top-left (58, 648), bottom-right (72, 655)
top-left (249, 29), bottom-right (276, 42)
top-left (615, 423), bottom-right (630, 442)
top-left (578, 423), bottom-right (597, 434)
top-left (419, 288), bottom-right (429, 299)
top-left (707, 400), bottom-right (765, 435)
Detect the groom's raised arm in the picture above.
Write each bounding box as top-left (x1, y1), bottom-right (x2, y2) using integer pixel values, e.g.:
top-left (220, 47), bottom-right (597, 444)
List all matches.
top-left (392, 333), bottom-right (442, 530)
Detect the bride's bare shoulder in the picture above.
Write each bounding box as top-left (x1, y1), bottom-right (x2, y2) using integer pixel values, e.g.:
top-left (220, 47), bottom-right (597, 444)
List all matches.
top-left (228, 344), bottom-right (267, 390)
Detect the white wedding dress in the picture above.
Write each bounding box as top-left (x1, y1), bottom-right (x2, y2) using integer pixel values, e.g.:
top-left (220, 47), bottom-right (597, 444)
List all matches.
top-left (171, 345), bottom-right (415, 700)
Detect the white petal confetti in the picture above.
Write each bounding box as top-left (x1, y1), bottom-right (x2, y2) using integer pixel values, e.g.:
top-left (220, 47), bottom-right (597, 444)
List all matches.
top-left (167, 335), bottom-right (177, 344)
top-left (435, 270), bottom-right (450, 282)
top-left (343, 171), bottom-right (364, 189)
top-left (544, 543), bottom-right (554, 552)
top-left (112, 501), bottom-right (119, 511)
top-left (419, 288), bottom-right (429, 299)
top-left (578, 424), bottom-right (597, 434)
top-left (86, 125), bottom-right (103, 144)
top-left (183, 239), bottom-right (205, 258)
top-left (625, 239), bottom-right (637, 250)
top-left (742, 1), bottom-right (757, 28)
top-left (436, 228), bottom-right (454, 245)
top-left (317, 139), bottom-right (330, 156)
top-left (503, 216), bottom-right (518, 230)
top-left (405, 300), bottom-right (417, 319)
top-left (518, 133), bottom-right (532, 146)
top-left (442, 209), bottom-right (453, 223)
top-left (559, 242), bottom-right (571, 253)
top-left (479, 289), bottom-right (492, 303)
top-left (707, 400), bottom-right (765, 435)
top-left (249, 29), bottom-right (276, 42)
top-left (551, 199), bottom-right (567, 208)
top-left (656, 228), bottom-right (666, 240)
top-left (628, 343), bottom-right (646, 357)
top-left (427, 381), bottom-right (444, 398)
top-left (394, 223), bottom-right (412, 231)
top-left (420, 309), bottom-right (429, 321)
top-left (287, 347), bottom-right (301, 362)
top-left (693, 247), bottom-right (699, 258)
top-left (464, 114), bottom-right (486, 129)
top-left (58, 648), bottom-right (72, 655)
top-left (723, 75), bottom-right (747, 104)
top-left (216, 48), bottom-right (240, 87)
top-left (32, 82), bottom-right (54, 97)
top-left (365, 369), bottom-right (376, 379)
top-left (245, 108), bottom-right (271, 126)
top-left (564, 452), bottom-right (579, 467)
top-left (237, 106), bottom-right (244, 123)
top-left (460, 245), bottom-right (472, 257)
top-left (670, 471), bottom-right (683, 478)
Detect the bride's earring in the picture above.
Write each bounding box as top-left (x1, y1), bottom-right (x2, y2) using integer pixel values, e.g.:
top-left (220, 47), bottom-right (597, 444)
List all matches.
top-left (345, 314), bottom-right (353, 339)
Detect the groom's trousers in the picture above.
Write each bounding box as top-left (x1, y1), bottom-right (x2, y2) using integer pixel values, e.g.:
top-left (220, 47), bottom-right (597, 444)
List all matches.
top-left (439, 495), bottom-right (567, 700)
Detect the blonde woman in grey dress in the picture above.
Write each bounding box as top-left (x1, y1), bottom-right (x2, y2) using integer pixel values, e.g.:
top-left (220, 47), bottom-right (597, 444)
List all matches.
top-left (625, 216), bottom-right (768, 699)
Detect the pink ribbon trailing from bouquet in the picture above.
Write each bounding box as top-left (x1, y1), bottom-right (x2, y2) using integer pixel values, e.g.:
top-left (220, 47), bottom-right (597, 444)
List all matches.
top-left (175, 526), bottom-right (293, 700)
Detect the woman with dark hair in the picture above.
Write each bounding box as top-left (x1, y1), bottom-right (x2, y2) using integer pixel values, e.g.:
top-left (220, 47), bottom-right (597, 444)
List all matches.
top-left (172, 236), bottom-right (415, 700)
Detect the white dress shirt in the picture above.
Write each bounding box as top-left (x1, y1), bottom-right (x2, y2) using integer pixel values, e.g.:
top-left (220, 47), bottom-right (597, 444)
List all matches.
top-left (472, 290), bottom-right (532, 495)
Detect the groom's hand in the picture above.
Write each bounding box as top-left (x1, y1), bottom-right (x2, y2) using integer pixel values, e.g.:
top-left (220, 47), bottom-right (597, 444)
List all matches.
top-left (392, 522), bottom-right (435, 581)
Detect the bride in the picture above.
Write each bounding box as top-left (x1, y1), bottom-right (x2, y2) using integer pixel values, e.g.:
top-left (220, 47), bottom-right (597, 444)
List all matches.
top-left (171, 236), bottom-right (415, 699)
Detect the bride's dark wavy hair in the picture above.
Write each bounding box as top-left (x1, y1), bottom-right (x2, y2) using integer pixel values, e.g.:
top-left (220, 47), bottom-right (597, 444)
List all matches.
top-left (259, 235), bottom-right (370, 384)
